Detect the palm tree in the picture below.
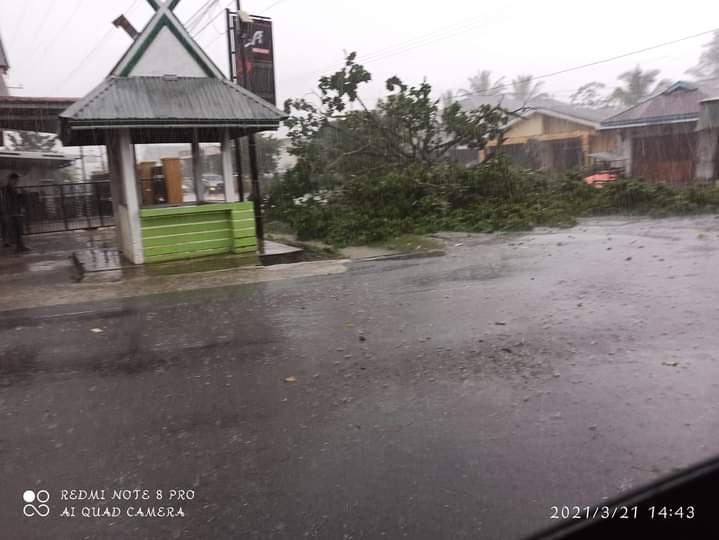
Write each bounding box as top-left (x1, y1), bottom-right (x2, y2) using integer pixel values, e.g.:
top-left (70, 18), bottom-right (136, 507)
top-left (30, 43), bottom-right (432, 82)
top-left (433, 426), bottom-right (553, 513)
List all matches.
top-left (440, 90), bottom-right (457, 109)
top-left (609, 66), bottom-right (667, 107)
top-left (510, 75), bottom-right (548, 104)
top-left (687, 30), bottom-right (719, 79)
top-left (570, 82), bottom-right (607, 108)
top-left (460, 70), bottom-right (505, 97)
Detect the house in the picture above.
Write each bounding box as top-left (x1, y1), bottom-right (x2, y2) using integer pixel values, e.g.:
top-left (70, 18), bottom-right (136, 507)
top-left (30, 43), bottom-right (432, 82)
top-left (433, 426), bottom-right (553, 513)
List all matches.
top-left (600, 80), bottom-right (719, 184)
top-left (0, 30), bottom-right (9, 96)
top-left (0, 28), bottom-right (78, 185)
top-left (459, 95), bottom-right (620, 170)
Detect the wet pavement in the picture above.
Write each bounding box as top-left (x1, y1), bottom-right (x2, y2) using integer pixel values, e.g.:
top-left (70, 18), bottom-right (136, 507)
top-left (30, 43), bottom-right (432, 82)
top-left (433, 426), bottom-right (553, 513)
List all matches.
top-left (3, 216), bottom-right (719, 539)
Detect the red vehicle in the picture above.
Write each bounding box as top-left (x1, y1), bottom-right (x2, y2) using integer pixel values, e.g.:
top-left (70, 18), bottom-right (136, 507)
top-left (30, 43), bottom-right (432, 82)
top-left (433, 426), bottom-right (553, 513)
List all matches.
top-left (584, 153), bottom-right (627, 188)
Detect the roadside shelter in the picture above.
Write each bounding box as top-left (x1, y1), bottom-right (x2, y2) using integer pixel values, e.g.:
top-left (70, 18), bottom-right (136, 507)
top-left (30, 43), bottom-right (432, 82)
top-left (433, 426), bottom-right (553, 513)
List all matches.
top-left (59, 0), bottom-right (286, 264)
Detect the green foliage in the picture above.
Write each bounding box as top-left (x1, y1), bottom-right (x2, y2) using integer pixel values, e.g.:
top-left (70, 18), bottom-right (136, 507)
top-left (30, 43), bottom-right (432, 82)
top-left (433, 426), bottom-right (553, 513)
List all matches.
top-left (283, 52), bottom-right (508, 176)
top-left (272, 54), bottom-right (719, 248)
top-left (271, 169), bottom-right (719, 247)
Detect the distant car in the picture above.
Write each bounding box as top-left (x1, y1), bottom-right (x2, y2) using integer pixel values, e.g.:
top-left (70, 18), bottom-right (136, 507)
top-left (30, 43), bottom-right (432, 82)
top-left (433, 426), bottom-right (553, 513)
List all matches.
top-left (202, 174), bottom-right (225, 195)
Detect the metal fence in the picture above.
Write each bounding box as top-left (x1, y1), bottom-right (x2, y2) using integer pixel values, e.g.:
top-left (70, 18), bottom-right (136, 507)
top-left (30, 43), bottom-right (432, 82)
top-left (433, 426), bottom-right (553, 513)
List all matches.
top-left (16, 182), bottom-right (114, 234)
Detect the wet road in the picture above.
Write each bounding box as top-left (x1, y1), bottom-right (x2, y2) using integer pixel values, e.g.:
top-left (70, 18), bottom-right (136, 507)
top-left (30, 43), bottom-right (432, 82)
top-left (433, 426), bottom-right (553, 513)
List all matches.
top-left (3, 216), bottom-right (719, 539)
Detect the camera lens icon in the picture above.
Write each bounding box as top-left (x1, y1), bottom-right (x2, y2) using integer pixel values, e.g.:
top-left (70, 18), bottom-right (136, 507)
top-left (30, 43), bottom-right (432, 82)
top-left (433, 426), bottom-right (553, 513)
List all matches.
top-left (23, 490), bottom-right (50, 517)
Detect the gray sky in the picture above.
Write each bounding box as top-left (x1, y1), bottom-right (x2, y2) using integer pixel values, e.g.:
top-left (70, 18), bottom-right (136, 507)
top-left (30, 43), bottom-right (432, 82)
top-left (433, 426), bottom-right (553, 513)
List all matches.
top-left (1, 0), bottom-right (718, 106)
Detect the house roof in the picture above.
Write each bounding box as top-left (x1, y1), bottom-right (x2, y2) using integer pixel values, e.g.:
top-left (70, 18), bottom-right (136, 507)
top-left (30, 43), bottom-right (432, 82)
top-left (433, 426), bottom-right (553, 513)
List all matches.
top-left (0, 31), bottom-right (8, 71)
top-left (0, 96), bottom-right (78, 132)
top-left (601, 79), bottom-right (719, 129)
top-left (459, 94), bottom-right (619, 128)
top-left (59, 76), bottom-right (287, 145)
top-left (0, 149), bottom-right (77, 170)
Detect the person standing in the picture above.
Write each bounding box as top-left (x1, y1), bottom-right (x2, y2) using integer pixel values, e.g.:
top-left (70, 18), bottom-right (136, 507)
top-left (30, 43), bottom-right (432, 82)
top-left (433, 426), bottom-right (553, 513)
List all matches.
top-left (1, 173), bottom-right (29, 253)
top-left (0, 175), bottom-right (9, 248)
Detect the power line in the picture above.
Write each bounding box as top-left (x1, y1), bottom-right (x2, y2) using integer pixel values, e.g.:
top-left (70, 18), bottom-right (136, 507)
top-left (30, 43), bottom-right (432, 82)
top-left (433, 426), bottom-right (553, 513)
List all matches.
top-left (278, 10), bottom-right (502, 86)
top-left (55, 0), bottom-right (142, 92)
top-left (21, 0), bottom-right (58, 60)
top-left (461, 27), bottom-right (719, 98)
top-left (359, 15), bottom-right (489, 64)
top-left (186, 0), bottom-right (219, 33)
top-left (192, 0), bottom-right (234, 38)
top-left (259, 0), bottom-right (290, 13)
top-left (8, 0), bottom-right (31, 48)
top-left (200, 0), bottom-right (290, 48)
top-left (26, 0), bottom-right (87, 66)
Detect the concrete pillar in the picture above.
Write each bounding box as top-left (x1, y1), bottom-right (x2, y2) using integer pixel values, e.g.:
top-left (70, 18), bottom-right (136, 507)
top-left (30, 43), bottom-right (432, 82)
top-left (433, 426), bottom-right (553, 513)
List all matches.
top-left (118, 129), bottom-right (144, 264)
top-left (192, 129), bottom-right (204, 203)
top-left (620, 131), bottom-right (632, 176)
top-left (696, 129), bottom-right (718, 182)
top-left (221, 128), bottom-right (238, 202)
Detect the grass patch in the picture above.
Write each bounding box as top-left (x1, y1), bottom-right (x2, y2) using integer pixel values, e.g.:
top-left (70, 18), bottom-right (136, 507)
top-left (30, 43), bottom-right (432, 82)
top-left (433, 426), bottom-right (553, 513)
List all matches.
top-left (372, 234), bottom-right (444, 252)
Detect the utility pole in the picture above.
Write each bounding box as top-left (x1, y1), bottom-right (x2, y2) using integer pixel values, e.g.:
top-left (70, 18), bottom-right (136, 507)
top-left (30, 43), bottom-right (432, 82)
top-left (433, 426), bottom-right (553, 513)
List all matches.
top-left (236, 0), bottom-right (264, 251)
top-left (226, 7), bottom-right (245, 202)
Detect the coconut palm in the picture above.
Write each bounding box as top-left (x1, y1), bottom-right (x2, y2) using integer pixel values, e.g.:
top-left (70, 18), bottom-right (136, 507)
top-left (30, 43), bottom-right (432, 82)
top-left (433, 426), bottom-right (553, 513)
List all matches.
top-left (687, 30), bottom-right (719, 79)
top-left (510, 75), bottom-right (548, 104)
top-left (460, 70), bottom-right (505, 97)
top-left (609, 66), bottom-right (668, 107)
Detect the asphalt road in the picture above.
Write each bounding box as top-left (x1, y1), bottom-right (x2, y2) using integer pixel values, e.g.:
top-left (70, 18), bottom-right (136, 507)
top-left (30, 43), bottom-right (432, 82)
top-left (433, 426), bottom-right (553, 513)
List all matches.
top-left (3, 216), bottom-right (719, 539)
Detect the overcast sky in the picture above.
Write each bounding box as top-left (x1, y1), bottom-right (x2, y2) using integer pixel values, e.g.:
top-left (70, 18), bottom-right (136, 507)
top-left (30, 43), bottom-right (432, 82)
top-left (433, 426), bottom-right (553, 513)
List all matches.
top-left (1, 0), bottom-right (718, 107)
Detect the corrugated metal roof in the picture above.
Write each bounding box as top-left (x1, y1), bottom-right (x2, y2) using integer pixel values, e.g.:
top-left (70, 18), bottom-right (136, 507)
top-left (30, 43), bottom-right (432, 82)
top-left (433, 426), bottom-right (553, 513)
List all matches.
top-left (60, 76), bottom-right (287, 126)
top-left (0, 96), bottom-right (78, 131)
top-left (459, 95), bottom-right (619, 125)
top-left (602, 79), bottom-right (719, 129)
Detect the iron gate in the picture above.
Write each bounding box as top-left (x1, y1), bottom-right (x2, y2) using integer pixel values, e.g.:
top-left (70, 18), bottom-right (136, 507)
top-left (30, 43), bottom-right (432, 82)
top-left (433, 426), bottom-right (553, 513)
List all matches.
top-left (17, 182), bottom-right (114, 234)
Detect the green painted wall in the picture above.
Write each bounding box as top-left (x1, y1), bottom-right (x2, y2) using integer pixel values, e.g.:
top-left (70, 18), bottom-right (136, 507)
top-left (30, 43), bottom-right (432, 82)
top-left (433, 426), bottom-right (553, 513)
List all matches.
top-left (139, 202), bottom-right (256, 263)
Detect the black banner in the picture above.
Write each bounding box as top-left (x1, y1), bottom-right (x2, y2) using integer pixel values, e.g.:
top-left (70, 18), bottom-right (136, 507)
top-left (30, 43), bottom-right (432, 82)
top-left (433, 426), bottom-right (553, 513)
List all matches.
top-left (235, 16), bottom-right (276, 106)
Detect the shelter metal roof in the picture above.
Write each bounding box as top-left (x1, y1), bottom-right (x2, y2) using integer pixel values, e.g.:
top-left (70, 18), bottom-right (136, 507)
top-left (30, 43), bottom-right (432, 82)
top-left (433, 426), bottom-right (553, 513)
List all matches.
top-left (59, 76), bottom-right (287, 146)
